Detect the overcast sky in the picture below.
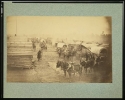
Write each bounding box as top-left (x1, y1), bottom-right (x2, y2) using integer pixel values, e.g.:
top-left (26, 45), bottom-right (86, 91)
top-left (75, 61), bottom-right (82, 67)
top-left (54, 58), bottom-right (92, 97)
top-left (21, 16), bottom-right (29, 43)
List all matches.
top-left (7, 16), bottom-right (111, 40)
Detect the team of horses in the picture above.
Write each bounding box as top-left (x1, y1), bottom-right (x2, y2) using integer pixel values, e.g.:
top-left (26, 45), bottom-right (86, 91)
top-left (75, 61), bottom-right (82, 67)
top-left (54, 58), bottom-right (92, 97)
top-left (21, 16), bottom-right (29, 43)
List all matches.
top-left (56, 43), bottom-right (109, 80)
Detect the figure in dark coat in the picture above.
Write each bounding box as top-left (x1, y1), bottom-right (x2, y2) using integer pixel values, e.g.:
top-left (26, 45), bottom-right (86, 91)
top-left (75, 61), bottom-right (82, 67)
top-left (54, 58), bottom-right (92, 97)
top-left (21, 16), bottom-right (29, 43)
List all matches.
top-left (32, 42), bottom-right (36, 51)
top-left (37, 50), bottom-right (42, 61)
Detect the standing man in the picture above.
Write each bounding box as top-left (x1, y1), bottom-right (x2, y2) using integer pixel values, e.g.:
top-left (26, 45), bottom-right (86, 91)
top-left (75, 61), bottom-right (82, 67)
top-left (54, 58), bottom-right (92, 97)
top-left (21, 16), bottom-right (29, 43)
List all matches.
top-left (37, 49), bottom-right (43, 61)
top-left (32, 42), bottom-right (36, 51)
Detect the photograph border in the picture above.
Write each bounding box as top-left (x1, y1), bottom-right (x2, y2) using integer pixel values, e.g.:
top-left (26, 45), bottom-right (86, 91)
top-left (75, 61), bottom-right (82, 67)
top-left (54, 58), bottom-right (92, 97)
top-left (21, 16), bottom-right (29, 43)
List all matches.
top-left (2, 1), bottom-right (124, 98)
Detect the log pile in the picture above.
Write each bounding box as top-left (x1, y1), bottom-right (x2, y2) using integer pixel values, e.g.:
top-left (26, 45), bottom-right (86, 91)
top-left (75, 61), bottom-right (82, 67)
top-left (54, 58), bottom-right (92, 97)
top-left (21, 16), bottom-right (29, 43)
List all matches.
top-left (7, 36), bottom-right (34, 68)
top-left (7, 42), bottom-right (33, 52)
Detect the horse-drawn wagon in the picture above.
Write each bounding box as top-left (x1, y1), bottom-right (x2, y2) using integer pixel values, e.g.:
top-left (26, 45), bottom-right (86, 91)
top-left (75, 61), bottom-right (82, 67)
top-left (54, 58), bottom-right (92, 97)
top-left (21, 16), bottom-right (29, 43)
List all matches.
top-left (56, 43), bottom-right (67, 51)
top-left (90, 45), bottom-right (111, 74)
top-left (90, 46), bottom-right (108, 57)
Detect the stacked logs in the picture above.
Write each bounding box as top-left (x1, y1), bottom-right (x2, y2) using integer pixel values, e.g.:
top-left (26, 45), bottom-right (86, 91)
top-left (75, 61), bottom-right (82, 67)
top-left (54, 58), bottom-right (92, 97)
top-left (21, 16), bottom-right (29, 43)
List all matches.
top-left (7, 37), bottom-right (34, 69)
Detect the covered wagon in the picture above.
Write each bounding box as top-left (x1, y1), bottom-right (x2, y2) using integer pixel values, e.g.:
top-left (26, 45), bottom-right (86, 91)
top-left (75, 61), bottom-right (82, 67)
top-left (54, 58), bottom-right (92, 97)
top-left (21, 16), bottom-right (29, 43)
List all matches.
top-left (90, 46), bottom-right (108, 57)
top-left (57, 43), bottom-right (66, 48)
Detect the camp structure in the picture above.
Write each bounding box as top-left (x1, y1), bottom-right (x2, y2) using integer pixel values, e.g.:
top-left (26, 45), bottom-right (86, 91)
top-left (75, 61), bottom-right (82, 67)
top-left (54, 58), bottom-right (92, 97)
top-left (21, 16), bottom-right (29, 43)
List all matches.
top-left (7, 36), bottom-right (34, 69)
top-left (81, 42), bottom-right (99, 50)
top-left (90, 46), bottom-right (108, 56)
top-left (57, 42), bottom-right (66, 48)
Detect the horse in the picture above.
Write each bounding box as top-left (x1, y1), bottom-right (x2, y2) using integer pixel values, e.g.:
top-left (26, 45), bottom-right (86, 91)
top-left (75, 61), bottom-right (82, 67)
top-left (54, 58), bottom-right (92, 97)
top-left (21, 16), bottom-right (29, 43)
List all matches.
top-left (56, 60), bottom-right (68, 76)
top-left (91, 55), bottom-right (111, 82)
top-left (56, 60), bottom-right (82, 79)
top-left (80, 53), bottom-right (96, 74)
top-left (93, 55), bottom-right (108, 74)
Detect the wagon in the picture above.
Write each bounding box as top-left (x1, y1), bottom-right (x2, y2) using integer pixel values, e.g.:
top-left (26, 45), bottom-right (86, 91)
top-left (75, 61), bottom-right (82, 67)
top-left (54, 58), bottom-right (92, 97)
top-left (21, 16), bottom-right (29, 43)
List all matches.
top-left (56, 43), bottom-right (67, 50)
top-left (57, 43), bottom-right (66, 48)
top-left (90, 46), bottom-right (108, 57)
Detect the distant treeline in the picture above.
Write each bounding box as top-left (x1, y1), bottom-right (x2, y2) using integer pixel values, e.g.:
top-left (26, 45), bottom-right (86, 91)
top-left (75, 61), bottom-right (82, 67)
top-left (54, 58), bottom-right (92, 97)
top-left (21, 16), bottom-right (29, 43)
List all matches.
top-left (97, 34), bottom-right (111, 44)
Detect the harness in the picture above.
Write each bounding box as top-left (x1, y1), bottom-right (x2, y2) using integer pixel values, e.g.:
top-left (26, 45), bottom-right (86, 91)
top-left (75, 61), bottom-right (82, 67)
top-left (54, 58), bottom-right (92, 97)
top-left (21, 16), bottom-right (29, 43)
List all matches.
top-left (67, 63), bottom-right (74, 71)
top-left (62, 62), bottom-right (69, 70)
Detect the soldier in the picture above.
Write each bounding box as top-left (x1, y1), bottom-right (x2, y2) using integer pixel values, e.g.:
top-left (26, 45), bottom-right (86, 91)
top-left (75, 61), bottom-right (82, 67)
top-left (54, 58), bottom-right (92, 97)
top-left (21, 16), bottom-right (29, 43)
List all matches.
top-left (32, 42), bottom-right (36, 51)
top-left (37, 49), bottom-right (43, 61)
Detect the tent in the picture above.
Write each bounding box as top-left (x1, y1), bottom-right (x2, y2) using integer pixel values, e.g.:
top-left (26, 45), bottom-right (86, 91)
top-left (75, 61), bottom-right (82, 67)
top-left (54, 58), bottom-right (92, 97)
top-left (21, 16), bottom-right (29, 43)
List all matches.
top-left (40, 39), bottom-right (45, 42)
top-left (57, 43), bottom-right (65, 48)
top-left (75, 41), bottom-right (81, 44)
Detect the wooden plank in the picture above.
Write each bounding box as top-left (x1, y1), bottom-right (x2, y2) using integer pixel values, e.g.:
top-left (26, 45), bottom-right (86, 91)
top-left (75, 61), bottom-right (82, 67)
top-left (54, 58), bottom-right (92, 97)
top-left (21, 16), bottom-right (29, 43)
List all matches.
top-left (7, 59), bottom-right (32, 62)
top-left (7, 41), bottom-right (28, 43)
top-left (7, 58), bottom-right (33, 61)
top-left (7, 49), bottom-right (33, 51)
top-left (7, 63), bottom-right (33, 68)
top-left (8, 47), bottom-right (33, 49)
top-left (7, 55), bottom-right (33, 58)
top-left (7, 43), bottom-right (32, 45)
top-left (7, 44), bottom-right (33, 48)
top-left (7, 55), bottom-right (33, 56)
top-left (7, 49), bottom-right (33, 53)
top-left (7, 55), bottom-right (33, 59)
top-left (8, 45), bottom-right (32, 48)
top-left (7, 56), bottom-right (33, 68)
top-left (7, 51), bottom-right (33, 53)
top-left (7, 54), bottom-right (33, 56)
top-left (7, 50), bottom-right (33, 52)
top-left (7, 42), bottom-right (32, 45)
top-left (7, 52), bottom-right (33, 55)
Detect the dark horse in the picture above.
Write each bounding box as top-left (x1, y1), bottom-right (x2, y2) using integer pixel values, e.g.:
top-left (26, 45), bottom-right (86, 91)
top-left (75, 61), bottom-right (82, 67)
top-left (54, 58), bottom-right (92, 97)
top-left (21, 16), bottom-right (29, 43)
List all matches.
top-left (56, 60), bottom-right (68, 77)
top-left (80, 53), bottom-right (96, 74)
top-left (93, 55), bottom-right (108, 74)
top-left (56, 60), bottom-right (82, 79)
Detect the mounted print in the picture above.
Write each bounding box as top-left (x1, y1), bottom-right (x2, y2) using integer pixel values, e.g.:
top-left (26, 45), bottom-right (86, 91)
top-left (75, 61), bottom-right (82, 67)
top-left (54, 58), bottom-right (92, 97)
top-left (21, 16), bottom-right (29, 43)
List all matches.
top-left (7, 16), bottom-right (112, 83)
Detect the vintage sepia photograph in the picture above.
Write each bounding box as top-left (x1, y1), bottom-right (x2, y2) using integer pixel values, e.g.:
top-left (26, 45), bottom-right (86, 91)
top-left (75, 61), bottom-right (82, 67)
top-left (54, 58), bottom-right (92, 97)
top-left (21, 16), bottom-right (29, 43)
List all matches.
top-left (7, 16), bottom-right (112, 83)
